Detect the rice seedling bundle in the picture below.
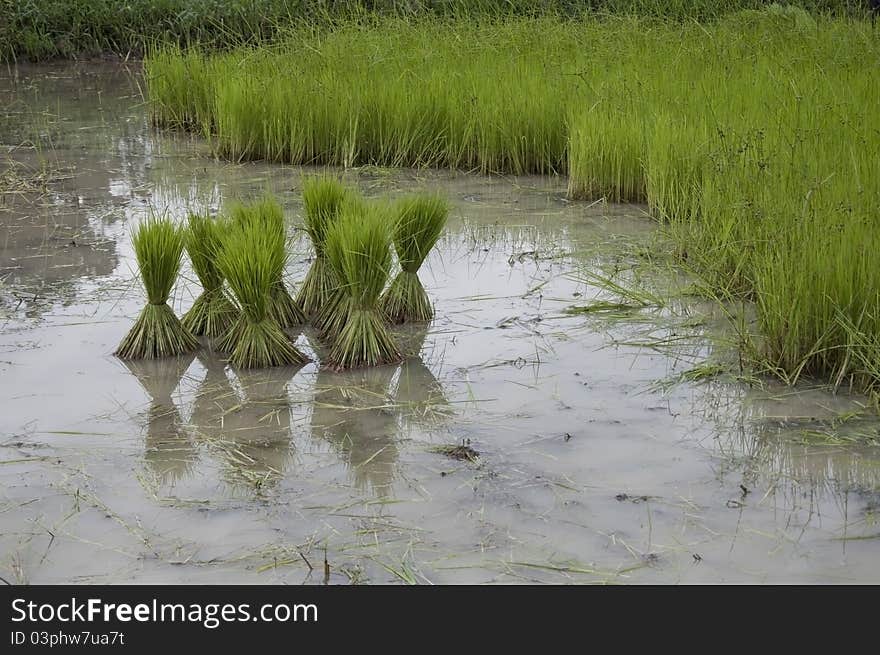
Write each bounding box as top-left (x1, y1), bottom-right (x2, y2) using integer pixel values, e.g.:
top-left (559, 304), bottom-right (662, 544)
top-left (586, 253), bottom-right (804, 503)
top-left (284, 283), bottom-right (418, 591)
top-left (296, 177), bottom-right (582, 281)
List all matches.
top-left (181, 211), bottom-right (237, 338)
top-left (229, 197), bottom-right (305, 329)
top-left (215, 219), bottom-right (308, 369)
top-left (380, 193), bottom-right (448, 324)
top-left (116, 217), bottom-right (199, 360)
top-left (323, 202), bottom-right (401, 370)
top-left (313, 195), bottom-right (368, 340)
top-left (297, 176), bottom-right (349, 317)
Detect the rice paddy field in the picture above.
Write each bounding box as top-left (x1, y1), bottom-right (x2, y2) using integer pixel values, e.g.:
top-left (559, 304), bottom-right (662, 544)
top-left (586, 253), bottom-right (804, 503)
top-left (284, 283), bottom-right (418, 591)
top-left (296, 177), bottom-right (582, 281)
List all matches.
top-left (2, 8), bottom-right (880, 584)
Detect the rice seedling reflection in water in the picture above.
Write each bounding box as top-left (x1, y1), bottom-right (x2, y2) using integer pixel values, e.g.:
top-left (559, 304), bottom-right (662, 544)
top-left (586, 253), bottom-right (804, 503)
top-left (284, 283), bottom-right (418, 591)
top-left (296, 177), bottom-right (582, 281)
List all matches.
top-left (216, 366), bottom-right (302, 492)
top-left (189, 347), bottom-right (239, 437)
top-left (394, 326), bottom-right (451, 426)
top-left (188, 349), bottom-right (302, 492)
top-left (215, 213), bottom-right (308, 368)
top-left (121, 355), bottom-right (198, 485)
top-left (115, 216), bottom-right (198, 359)
top-left (181, 211), bottom-right (236, 338)
top-left (381, 193), bottom-right (448, 324)
top-left (297, 175), bottom-right (350, 318)
top-left (324, 201), bottom-right (401, 369)
top-left (310, 365), bottom-right (400, 497)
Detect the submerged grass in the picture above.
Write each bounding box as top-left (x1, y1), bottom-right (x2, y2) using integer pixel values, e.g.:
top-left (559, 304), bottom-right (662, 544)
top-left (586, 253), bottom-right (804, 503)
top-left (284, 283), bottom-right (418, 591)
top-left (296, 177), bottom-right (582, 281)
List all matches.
top-left (380, 193), bottom-right (448, 324)
top-left (147, 11), bottom-right (880, 394)
top-left (215, 215), bottom-right (307, 369)
top-left (297, 176), bottom-right (350, 317)
top-left (324, 201), bottom-right (401, 370)
top-left (182, 211), bottom-right (237, 338)
top-left (116, 217), bottom-right (198, 360)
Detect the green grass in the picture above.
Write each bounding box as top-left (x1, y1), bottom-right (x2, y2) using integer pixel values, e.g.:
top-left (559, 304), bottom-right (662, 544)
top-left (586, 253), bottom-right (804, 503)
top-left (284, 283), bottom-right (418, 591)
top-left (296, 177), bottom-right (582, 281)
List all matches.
top-left (324, 201), bottom-right (401, 369)
top-left (313, 195), bottom-right (367, 339)
top-left (215, 214), bottom-right (307, 369)
top-left (4, 2), bottom-right (865, 62)
top-left (116, 216), bottom-right (198, 360)
top-left (228, 196), bottom-right (305, 328)
top-left (147, 11), bottom-right (880, 395)
top-left (380, 193), bottom-right (448, 324)
top-left (181, 211), bottom-right (237, 338)
top-left (297, 175), bottom-right (351, 317)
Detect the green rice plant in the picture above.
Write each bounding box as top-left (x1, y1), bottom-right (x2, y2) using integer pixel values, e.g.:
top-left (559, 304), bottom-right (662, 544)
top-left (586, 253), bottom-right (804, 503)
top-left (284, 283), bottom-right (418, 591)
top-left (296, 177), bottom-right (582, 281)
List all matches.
top-left (228, 196), bottom-right (305, 328)
top-left (567, 104), bottom-right (647, 203)
top-left (3, 2), bottom-right (867, 64)
top-left (215, 219), bottom-right (308, 369)
top-left (312, 195), bottom-right (368, 339)
top-left (380, 193), bottom-right (448, 324)
top-left (116, 217), bottom-right (199, 360)
top-left (146, 13), bottom-right (880, 392)
top-left (324, 201), bottom-right (401, 370)
top-left (296, 175), bottom-right (350, 317)
top-left (181, 211), bottom-right (237, 338)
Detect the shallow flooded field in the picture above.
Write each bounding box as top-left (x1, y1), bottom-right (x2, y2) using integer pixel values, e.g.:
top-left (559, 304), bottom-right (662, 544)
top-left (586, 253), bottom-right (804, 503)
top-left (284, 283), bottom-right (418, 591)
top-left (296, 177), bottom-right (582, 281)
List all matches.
top-left (2, 64), bottom-right (879, 584)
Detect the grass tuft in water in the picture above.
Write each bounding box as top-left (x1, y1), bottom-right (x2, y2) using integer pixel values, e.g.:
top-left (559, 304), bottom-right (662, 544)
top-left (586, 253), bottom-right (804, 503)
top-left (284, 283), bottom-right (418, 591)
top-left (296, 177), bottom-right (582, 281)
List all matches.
top-left (116, 217), bottom-right (198, 360)
top-left (229, 196), bottom-right (305, 328)
top-left (181, 211), bottom-right (237, 338)
top-left (324, 201), bottom-right (401, 370)
top-left (297, 175), bottom-right (350, 317)
top-left (215, 217), bottom-right (307, 369)
top-left (380, 193), bottom-right (448, 324)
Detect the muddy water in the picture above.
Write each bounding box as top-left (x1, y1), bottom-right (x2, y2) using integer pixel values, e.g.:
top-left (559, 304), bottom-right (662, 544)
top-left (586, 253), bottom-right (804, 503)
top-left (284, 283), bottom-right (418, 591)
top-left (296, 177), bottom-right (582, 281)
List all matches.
top-left (1, 64), bottom-right (879, 584)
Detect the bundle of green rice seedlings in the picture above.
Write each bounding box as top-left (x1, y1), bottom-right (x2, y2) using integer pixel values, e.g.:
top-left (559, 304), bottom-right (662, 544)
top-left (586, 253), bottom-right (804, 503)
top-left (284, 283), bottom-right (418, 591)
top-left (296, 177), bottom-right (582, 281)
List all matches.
top-left (216, 219), bottom-right (308, 369)
top-left (115, 217), bottom-right (199, 360)
top-left (324, 202), bottom-right (401, 369)
top-left (312, 196), bottom-right (367, 339)
top-left (181, 211), bottom-right (236, 338)
top-left (230, 197), bottom-right (305, 328)
top-left (296, 175), bottom-right (350, 317)
top-left (380, 193), bottom-right (448, 324)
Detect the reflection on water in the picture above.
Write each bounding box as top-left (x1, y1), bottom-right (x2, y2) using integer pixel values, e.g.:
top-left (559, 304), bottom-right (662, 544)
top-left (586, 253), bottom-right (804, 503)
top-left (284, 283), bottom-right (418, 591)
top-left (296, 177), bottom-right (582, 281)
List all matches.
top-left (694, 379), bottom-right (880, 500)
top-left (121, 355), bottom-right (198, 484)
top-left (214, 363), bottom-right (303, 491)
top-left (186, 345), bottom-right (303, 493)
top-left (125, 333), bottom-right (452, 497)
top-left (312, 365), bottom-right (400, 496)
top-left (393, 325), bottom-right (451, 430)
top-left (0, 64), bottom-right (155, 316)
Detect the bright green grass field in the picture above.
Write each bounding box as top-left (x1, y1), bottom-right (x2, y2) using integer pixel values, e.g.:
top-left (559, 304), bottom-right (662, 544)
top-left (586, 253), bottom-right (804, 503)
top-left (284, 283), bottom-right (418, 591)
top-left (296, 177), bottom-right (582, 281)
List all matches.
top-left (145, 9), bottom-right (880, 394)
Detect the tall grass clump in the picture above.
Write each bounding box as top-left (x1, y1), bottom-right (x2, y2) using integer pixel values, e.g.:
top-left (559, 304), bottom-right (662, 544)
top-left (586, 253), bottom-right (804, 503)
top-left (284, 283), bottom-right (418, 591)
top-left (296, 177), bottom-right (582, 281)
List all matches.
top-left (229, 197), bottom-right (305, 328)
top-left (312, 195), bottom-right (368, 339)
top-left (380, 194), bottom-right (448, 323)
top-left (324, 202), bottom-right (401, 370)
top-left (146, 11), bottom-right (880, 393)
top-left (297, 176), bottom-right (350, 317)
top-left (116, 217), bottom-right (198, 360)
top-left (215, 220), bottom-right (308, 369)
top-left (567, 105), bottom-right (647, 202)
top-left (182, 211), bottom-right (236, 338)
